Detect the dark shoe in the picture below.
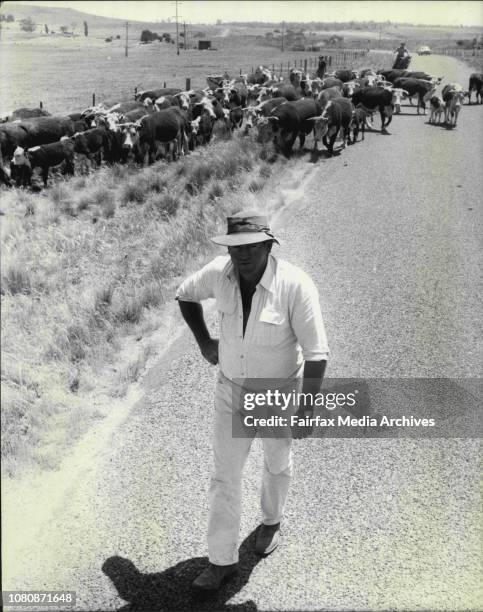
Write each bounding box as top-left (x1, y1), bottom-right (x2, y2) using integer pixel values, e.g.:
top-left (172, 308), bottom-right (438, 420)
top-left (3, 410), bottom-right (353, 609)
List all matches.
top-left (254, 522), bottom-right (281, 555)
top-left (192, 562), bottom-right (238, 592)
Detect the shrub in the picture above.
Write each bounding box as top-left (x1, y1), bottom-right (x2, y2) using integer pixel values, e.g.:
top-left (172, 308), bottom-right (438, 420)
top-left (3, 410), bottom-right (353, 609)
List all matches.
top-left (208, 182), bottom-right (224, 200)
top-left (1, 261), bottom-right (32, 296)
top-left (121, 178), bottom-right (148, 204)
top-left (145, 193), bottom-right (180, 218)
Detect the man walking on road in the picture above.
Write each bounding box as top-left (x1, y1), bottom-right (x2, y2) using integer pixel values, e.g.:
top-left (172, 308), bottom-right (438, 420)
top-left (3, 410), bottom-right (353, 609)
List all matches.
top-left (176, 209), bottom-right (329, 593)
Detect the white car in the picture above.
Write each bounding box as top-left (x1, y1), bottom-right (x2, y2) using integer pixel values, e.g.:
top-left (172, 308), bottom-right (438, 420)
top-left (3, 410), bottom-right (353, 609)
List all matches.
top-left (418, 46), bottom-right (431, 55)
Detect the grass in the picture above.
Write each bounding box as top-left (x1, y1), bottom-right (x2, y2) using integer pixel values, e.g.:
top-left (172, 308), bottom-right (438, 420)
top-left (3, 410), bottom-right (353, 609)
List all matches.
top-left (0, 129), bottom-right (285, 477)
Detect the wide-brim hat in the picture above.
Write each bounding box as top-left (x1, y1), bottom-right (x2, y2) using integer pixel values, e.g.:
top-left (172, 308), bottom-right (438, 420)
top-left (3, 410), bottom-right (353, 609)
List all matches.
top-left (211, 209), bottom-right (280, 247)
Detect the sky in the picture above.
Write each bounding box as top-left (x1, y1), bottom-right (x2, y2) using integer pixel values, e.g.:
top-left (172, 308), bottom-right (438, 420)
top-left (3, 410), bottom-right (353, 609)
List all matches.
top-left (5, 0), bottom-right (483, 26)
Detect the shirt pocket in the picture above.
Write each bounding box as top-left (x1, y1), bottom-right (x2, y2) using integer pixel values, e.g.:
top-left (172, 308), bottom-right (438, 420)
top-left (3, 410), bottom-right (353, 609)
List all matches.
top-left (217, 292), bottom-right (237, 339)
top-left (255, 307), bottom-right (286, 346)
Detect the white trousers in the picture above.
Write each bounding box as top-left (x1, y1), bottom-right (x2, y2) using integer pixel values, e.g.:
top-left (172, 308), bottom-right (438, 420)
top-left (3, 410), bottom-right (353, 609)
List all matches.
top-left (207, 373), bottom-right (293, 565)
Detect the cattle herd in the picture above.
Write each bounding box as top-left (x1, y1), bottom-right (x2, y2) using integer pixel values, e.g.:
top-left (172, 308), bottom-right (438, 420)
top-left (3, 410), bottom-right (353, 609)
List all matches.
top-left (0, 64), bottom-right (482, 189)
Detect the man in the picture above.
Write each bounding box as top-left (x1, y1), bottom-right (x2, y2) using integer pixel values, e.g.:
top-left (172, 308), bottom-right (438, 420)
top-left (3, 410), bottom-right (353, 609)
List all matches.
top-left (176, 210), bottom-right (329, 593)
top-left (393, 42), bottom-right (410, 69)
top-left (317, 56), bottom-right (327, 79)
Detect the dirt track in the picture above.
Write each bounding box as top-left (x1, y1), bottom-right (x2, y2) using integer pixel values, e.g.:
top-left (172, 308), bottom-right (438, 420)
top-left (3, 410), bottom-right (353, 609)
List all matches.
top-left (3, 54), bottom-right (482, 611)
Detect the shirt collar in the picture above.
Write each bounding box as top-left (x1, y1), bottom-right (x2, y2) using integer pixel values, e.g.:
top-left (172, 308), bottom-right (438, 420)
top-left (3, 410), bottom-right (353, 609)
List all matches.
top-left (226, 253), bottom-right (276, 294)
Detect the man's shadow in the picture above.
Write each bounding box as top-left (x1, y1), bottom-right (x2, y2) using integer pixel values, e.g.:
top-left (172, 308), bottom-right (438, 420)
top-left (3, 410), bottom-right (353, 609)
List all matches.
top-left (102, 529), bottom-right (261, 611)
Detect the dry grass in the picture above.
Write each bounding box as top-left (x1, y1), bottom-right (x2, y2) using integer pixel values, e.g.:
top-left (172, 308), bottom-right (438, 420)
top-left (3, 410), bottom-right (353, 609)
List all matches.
top-left (0, 130), bottom-right (281, 477)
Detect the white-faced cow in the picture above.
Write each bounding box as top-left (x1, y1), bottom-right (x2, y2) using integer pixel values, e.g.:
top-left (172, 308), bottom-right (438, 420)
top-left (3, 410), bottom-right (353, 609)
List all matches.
top-left (442, 84), bottom-right (467, 127)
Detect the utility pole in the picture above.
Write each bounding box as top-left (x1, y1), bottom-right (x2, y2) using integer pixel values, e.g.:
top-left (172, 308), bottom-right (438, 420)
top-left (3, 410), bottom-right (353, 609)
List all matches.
top-left (378, 22), bottom-right (382, 50)
top-left (183, 21), bottom-right (187, 50)
top-left (175, 0), bottom-right (179, 55)
top-left (125, 21), bottom-right (129, 57)
top-left (281, 20), bottom-right (284, 52)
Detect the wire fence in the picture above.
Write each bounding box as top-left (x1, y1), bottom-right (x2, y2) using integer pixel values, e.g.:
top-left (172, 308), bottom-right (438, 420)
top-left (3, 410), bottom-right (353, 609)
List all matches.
top-left (33, 48), bottom-right (371, 110)
top-left (247, 48), bottom-right (369, 80)
top-left (440, 46), bottom-right (483, 59)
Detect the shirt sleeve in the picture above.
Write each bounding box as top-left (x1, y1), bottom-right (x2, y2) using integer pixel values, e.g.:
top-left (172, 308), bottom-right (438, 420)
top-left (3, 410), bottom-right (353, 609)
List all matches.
top-left (290, 274), bottom-right (330, 361)
top-left (175, 258), bottom-right (221, 303)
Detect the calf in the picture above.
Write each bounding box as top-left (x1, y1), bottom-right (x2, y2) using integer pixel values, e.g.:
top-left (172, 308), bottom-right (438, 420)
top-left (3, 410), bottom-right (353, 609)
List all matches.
top-left (12, 138), bottom-right (75, 187)
top-left (442, 85), bottom-right (467, 127)
top-left (228, 105), bottom-right (243, 131)
top-left (429, 96), bottom-right (445, 124)
top-left (73, 127), bottom-right (110, 166)
top-left (189, 112), bottom-right (215, 148)
top-left (308, 98), bottom-right (353, 155)
top-left (348, 107), bottom-right (367, 143)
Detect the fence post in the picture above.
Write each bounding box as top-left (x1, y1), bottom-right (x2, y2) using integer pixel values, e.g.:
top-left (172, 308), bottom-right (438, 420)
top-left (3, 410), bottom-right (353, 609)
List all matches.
top-left (134, 86), bottom-right (137, 97)
top-left (163, 82), bottom-right (166, 88)
top-left (92, 93), bottom-right (95, 106)
top-left (185, 77), bottom-right (191, 90)
top-left (280, 62), bottom-right (282, 75)
top-left (39, 101), bottom-right (43, 109)
top-left (240, 68), bottom-right (242, 75)
top-left (304, 58), bottom-right (307, 72)
top-left (272, 63), bottom-right (275, 73)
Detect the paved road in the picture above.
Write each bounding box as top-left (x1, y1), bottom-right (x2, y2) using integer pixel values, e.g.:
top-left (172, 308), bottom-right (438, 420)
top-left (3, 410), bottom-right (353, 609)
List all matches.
top-left (3, 55), bottom-right (482, 611)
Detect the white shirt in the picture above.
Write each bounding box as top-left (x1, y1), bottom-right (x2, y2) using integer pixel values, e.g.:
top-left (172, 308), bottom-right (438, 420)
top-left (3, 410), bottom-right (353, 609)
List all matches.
top-left (176, 254), bottom-right (329, 380)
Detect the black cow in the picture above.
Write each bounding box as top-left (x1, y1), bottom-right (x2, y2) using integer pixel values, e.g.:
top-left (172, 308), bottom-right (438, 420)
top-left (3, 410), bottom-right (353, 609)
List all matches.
top-left (121, 107), bottom-right (189, 164)
top-left (404, 71), bottom-right (442, 83)
top-left (309, 98), bottom-right (353, 155)
top-left (333, 69), bottom-right (357, 83)
top-left (14, 116), bottom-right (75, 147)
top-left (228, 105), bottom-right (243, 131)
top-left (392, 77), bottom-right (436, 114)
top-left (351, 87), bottom-right (395, 131)
top-left (468, 73), bottom-right (483, 104)
top-left (270, 85), bottom-right (301, 101)
top-left (12, 138), bottom-right (75, 187)
top-left (73, 127), bottom-right (111, 166)
top-left (135, 88), bottom-right (181, 102)
top-left (377, 69), bottom-right (410, 83)
top-left (242, 97), bottom-right (288, 133)
top-left (267, 98), bottom-right (321, 155)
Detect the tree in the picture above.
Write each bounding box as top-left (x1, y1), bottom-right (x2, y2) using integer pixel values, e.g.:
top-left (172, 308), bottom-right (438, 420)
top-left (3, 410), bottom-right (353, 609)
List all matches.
top-left (44, 24), bottom-right (49, 34)
top-left (83, 21), bottom-right (88, 36)
top-left (19, 17), bottom-right (36, 32)
top-left (60, 25), bottom-right (69, 34)
top-left (7, 14), bottom-right (14, 22)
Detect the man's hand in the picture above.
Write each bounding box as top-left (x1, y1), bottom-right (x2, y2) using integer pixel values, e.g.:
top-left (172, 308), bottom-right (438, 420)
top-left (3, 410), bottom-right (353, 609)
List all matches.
top-left (291, 408), bottom-right (315, 440)
top-left (200, 338), bottom-right (219, 365)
